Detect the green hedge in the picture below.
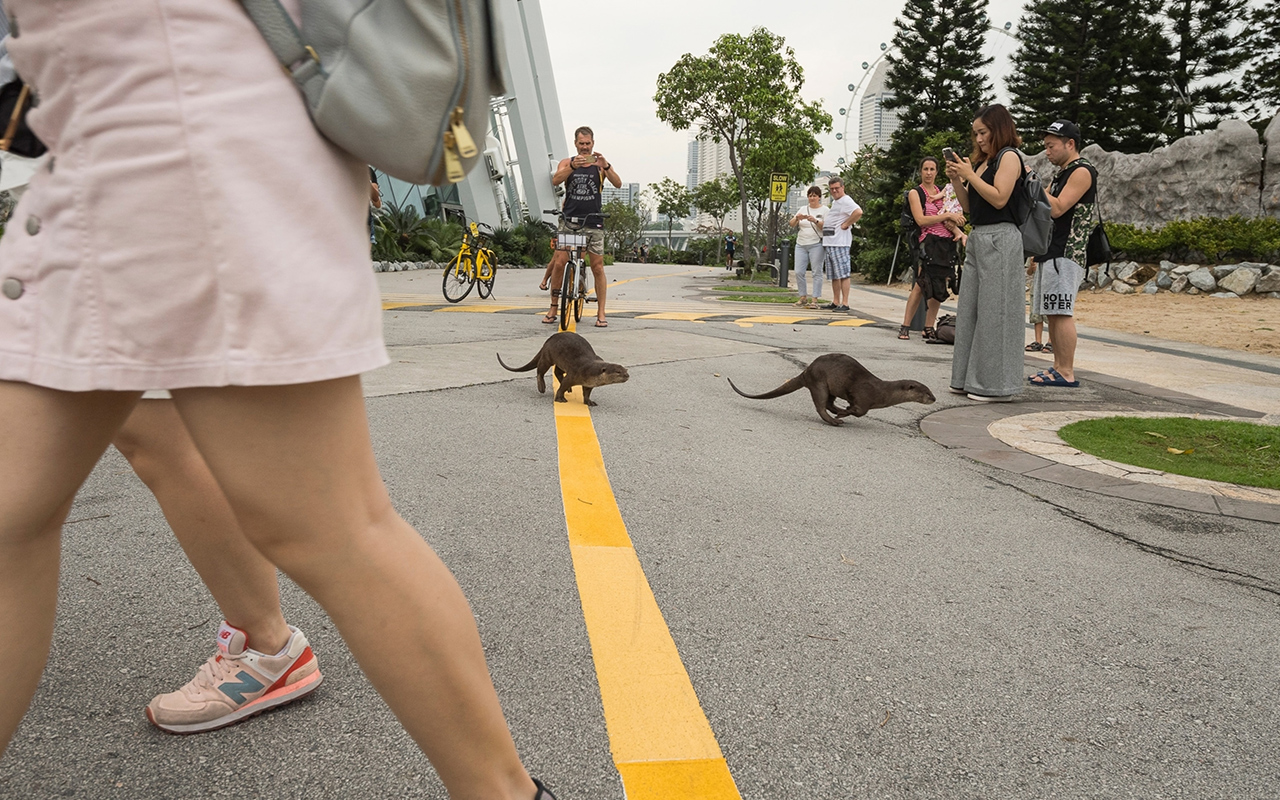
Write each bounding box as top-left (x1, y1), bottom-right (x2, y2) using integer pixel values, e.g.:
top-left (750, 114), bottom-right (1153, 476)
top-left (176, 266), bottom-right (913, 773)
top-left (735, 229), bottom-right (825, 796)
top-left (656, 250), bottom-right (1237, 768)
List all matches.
top-left (1107, 216), bottom-right (1280, 264)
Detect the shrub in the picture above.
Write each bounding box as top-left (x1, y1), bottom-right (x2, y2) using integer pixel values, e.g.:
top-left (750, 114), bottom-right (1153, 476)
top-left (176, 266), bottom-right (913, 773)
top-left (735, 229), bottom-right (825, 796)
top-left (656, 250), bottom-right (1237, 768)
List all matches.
top-left (1107, 216), bottom-right (1280, 264)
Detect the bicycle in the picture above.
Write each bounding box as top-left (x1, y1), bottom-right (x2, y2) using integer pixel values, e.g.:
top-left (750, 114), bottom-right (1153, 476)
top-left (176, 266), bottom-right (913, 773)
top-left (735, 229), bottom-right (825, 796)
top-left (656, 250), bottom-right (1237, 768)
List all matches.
top-left (442, 221), bottom-right (497, 303)
top-left (543, 210), bottom-right (607, 332)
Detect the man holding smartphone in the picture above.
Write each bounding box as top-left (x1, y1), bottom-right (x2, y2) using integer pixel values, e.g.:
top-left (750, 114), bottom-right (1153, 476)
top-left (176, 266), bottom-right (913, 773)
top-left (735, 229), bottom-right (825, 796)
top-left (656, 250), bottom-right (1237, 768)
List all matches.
top-left (544, 126), bottom-right (622, 327)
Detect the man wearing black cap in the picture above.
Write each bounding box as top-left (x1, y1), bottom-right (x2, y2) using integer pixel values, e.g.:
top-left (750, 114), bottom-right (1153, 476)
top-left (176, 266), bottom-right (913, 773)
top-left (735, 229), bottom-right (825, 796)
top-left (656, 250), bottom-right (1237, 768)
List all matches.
top-left (1028, 119), bottom-right (1096, 389)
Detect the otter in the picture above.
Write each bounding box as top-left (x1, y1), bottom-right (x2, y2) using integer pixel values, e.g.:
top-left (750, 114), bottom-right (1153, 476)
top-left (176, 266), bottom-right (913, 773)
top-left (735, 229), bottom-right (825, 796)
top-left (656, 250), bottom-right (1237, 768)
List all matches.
top-left (728, 353), bottom-right (935, 426)
top-left (497, 332), bottom-right (630, 406)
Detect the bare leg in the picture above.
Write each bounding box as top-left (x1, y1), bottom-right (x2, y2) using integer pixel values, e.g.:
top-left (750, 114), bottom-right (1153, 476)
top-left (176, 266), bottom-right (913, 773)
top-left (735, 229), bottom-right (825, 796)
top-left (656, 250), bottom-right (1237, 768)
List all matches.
top-left (170, 379), bottom-right (534, 800)
top-left (925, 298), bottom-right (942, 328)
top-left (112, 399), bottom-right (290, 654)
top-left (1047, 314), bottom-right (1078, 382)
top-left (589, 253), bottom-right (607, 323)
top-left (0, 383), bottom-right (139, 754)
top-left (545, 250), bottom-right (568, 320)
top-left (902, 283), bottom-right (925, 326)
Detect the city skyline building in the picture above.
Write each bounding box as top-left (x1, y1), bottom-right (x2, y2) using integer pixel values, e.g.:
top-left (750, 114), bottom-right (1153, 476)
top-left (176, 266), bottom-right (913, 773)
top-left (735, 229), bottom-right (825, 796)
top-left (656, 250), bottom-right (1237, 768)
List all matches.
top-left (857, 59), bottom-right (901, 151)
top-left (602, 182), bottom-right (642, 207)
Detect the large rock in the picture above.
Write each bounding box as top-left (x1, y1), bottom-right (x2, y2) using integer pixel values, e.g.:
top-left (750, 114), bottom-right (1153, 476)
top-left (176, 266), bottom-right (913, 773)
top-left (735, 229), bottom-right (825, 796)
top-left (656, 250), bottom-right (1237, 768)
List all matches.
top-left (1171, 263), bottom-right (1198, 276)
top-left (1210, 291), bottom-right (1239, 299)
top-left (1142, 280), bottom-right (1159, 294)
top-left (1097, 269), bottom-right (1113, 289)
top-left (1211, 264), bottom-right (1238, 280)
top-left (1112, 281), bottom-right (1135, 294)
top-left (1266, 114), bottom-right (1280, 218)
top-left (1188, 267), bottom-right (1217, 292)
top-left (1116, 262), bottom-right (1158, 285)
top-left (1256, 266), bottom-right (1280, 294)
top-left (1170, 275), bottom-right (1189, 293)
top-left (1156, 271), bottom-right (1174, 289)
top-left (1218, 267), bottom-right (1261, 295)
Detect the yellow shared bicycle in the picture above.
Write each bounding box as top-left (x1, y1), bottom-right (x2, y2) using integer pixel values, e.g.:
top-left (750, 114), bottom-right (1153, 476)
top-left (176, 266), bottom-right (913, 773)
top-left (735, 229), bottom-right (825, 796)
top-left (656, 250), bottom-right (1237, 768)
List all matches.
top-left (442, 221), bottom-right (497, 302)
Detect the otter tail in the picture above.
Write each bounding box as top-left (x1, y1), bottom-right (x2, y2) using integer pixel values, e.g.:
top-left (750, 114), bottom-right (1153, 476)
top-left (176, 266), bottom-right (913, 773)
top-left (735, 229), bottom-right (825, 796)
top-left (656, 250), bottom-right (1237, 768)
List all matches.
top-left (497, 353), bottom-right (538, 372)
top-left (728, 374), bottom-right (806, 400)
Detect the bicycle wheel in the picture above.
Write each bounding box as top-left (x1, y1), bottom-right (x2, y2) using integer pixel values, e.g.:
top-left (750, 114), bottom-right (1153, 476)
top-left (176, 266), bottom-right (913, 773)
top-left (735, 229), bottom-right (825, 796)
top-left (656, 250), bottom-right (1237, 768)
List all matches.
top-left (558, 259), bottom-right (575, 331)
top-left (476, 250), bottom-right (496, 299)
top-left (442, 253), bottom-right (475, 303)
top-left (573, 270), bottom-right (586, 323)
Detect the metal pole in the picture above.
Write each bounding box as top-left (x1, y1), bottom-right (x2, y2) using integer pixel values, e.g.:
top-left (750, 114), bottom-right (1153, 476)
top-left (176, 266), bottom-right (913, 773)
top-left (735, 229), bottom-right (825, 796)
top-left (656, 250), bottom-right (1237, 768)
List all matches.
top-left (887, 234), bottom-right (901, 285)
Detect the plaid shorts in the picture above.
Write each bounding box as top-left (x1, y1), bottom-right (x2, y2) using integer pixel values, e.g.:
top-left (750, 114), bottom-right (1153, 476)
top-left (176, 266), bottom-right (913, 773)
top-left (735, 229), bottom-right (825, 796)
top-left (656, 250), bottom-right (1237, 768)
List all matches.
top-left (825, 246), bottom-right (851, 280)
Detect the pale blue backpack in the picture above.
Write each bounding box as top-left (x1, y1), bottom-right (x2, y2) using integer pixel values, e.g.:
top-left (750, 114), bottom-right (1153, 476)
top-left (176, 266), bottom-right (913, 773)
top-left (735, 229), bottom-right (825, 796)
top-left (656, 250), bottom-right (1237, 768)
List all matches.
top-left (238, 0), bottom-right (506, 185)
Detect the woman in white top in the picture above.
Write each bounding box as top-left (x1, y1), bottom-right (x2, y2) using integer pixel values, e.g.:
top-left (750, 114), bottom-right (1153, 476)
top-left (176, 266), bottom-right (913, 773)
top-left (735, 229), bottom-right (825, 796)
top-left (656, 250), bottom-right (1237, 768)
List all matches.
top-left (789, 186), bottom-right (827, 308)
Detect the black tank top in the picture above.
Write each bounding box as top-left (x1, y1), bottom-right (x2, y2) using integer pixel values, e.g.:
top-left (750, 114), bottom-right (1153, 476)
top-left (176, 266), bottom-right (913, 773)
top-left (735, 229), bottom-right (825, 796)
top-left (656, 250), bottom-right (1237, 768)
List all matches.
top-left (562, 164), bottom-right (603, 227)
top-left (968, 150), bottom-right (1020, 227)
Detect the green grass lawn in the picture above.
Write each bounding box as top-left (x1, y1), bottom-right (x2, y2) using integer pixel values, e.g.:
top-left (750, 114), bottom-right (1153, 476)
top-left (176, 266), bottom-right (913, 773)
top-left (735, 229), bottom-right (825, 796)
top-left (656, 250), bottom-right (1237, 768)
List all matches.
top-left (711, 284), bottom-right (802, 303)
top-left (1057, 417), bottom-right (1280, 490)
top-left (716, 294), bottom-right (806, 303)
top-left (711, 284), bottom-right (795, 293)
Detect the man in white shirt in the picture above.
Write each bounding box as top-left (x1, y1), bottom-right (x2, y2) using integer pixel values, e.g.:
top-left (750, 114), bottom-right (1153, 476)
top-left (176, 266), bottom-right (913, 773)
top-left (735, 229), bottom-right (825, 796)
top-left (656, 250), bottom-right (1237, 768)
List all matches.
top-left (821, 177), bottom-right (862, 311)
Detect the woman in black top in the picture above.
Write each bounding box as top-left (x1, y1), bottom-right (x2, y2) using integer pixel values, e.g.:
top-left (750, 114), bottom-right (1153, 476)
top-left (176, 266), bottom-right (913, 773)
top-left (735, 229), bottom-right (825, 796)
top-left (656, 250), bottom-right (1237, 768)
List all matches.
top-left (944, 104), bottom-right (1026, 401)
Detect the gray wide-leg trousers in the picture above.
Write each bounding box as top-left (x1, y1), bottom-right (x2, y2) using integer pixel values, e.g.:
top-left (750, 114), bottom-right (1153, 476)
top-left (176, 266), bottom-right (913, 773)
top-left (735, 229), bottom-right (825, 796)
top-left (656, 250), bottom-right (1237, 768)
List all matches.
top-left (950, 222), bottom-right (1025, 398)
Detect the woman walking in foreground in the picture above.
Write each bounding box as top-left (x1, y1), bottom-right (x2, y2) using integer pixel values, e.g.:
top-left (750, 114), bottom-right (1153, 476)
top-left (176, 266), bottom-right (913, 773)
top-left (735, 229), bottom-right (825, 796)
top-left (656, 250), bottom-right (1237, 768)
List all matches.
top-left (0, 1), bottom-right (552, 797)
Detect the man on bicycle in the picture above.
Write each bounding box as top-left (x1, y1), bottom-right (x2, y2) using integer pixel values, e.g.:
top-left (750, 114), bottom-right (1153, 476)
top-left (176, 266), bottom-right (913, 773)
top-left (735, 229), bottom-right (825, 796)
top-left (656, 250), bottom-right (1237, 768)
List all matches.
top-left (544, 126), bottom-right (621, 327)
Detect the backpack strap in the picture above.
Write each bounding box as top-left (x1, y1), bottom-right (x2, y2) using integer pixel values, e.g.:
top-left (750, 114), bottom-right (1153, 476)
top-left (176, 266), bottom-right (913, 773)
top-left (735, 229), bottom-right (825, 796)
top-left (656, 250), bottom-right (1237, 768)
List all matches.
top-left (237, 0), bottom-right (327, 106)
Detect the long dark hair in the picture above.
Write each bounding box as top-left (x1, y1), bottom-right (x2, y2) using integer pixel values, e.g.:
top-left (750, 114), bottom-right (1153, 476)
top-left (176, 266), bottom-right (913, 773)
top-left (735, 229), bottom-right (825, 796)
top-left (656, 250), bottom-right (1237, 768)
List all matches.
top-left (969, 104), bottom-right (1021, 165)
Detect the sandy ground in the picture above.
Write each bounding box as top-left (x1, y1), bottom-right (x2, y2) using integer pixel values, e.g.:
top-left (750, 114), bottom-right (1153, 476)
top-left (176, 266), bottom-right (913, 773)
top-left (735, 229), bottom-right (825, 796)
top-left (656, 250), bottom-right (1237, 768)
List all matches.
top-left (875, 279), bottom-right (1280, 356)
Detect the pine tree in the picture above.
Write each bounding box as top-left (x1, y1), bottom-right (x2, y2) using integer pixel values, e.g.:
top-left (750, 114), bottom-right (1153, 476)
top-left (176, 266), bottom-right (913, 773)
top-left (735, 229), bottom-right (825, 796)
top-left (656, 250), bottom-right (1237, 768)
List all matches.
top-left (1240, 0), bottom-right (1280, 122)
top-left (857, 0), bottom-right (994, 280)
top-left (881, 0), bottom-right (994, 186)
top-left (1167, 0), bottom-right (1249, 137)
top-left (1007, 0), bottom-right (1173, 153)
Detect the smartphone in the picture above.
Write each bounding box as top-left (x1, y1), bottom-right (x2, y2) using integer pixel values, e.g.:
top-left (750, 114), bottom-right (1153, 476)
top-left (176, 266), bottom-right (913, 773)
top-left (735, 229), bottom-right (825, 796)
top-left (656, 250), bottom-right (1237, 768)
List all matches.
top-left (579, 154), bottom-right (597, 165)
top-left (942, 147), bottom-right (958, 162)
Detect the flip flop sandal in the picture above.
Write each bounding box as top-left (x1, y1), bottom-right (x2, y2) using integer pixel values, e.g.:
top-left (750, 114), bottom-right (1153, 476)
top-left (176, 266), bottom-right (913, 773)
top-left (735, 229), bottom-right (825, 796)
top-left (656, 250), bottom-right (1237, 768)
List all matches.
top-left (594, 319), bottom-right (608, 327)
top-left (539, 280), bottom-right (549, 291)
top-left (1025, 341), bottom-right (1044, 352)
top-left (1029, 368), bottom-right (1079, 387)
top-left (541, 313), bottom-right (557, 324)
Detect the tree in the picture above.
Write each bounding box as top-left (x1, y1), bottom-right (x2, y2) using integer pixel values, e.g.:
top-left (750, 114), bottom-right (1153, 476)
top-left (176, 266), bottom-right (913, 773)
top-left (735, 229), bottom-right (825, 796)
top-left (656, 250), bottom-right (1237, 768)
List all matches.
top-left (1166, 0), bottom-right (1249, 137)
top-left (649, 177), bottom-right (692, 252)
top-left (655, 27), bottom-right (831, 266)
top-left (858, 0), bottom-right (994, 281)
top-left (742, 121), bottom-right (827, 257)
top-left (692, 175), bottom-right (738, 260)
top-left (601, 198), bottom-right (646, 260)
top-left (1240, 0), bottom-right (1280, 123)
top-left (1007, 0), bottom-right (1174, 153)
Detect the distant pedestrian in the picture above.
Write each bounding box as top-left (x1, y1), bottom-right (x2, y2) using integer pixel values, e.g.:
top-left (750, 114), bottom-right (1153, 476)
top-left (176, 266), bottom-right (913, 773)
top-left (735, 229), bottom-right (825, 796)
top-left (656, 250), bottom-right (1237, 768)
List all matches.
top-left (724, 233), bottom-right (737, 267)
top-left (640, 242), bottom-right (648, 263)
top-left (945, 103), bottom-right (1026, 402)
top-left (899, 157), bottom-right (964, 340)
top-left (790, 186), bottom-right (827, 308)
top-left (820, 176), bottom-right (862, 312)
top-left (1028, 119), bottom-right (1095, 389)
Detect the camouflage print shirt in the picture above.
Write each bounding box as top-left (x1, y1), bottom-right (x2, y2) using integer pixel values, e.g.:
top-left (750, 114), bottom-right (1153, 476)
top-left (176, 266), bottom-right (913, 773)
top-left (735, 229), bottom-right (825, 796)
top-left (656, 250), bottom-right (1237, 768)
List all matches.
top-left (1043, 156), bottom-right (1097, 264)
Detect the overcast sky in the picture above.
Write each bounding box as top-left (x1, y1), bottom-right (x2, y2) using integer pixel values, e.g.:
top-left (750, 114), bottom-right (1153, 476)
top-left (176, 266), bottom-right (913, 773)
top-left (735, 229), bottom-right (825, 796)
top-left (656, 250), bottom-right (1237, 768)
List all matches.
top-left (538, 0), bottom-right (1030, 192)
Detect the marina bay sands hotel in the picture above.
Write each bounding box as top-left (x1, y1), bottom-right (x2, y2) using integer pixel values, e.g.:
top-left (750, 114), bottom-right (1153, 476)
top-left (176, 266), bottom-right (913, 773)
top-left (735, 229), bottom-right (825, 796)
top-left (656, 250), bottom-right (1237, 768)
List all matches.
top-left (377, 0), bottom-right (570, 228)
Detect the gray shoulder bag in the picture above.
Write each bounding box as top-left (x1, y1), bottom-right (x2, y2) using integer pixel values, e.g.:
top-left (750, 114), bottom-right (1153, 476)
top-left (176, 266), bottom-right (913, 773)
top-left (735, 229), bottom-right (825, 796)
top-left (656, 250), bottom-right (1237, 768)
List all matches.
top-left (238, 0), bottom-right (506, 186)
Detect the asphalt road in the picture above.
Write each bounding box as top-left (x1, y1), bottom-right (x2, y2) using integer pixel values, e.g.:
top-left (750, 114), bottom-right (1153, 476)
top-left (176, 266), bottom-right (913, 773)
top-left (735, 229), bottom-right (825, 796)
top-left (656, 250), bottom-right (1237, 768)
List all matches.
top-left (2, 264), bottom-right (1278, 799)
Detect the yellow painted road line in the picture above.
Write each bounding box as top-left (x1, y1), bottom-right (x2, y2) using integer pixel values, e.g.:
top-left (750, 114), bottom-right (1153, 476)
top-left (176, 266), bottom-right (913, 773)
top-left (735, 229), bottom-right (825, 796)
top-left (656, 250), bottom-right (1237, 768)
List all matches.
top-left (382, 301), bottom-right (433, 310)
top-left (828, 318), bottom-right (876, 327)
top-left (552, 385), bottom-right (740, 800)
top-left (608, 268), bottom-right (708, 288)
top-left (636, 312), bottom-right (716, 322)
top-left (734, 314), bottom-right (811, 324)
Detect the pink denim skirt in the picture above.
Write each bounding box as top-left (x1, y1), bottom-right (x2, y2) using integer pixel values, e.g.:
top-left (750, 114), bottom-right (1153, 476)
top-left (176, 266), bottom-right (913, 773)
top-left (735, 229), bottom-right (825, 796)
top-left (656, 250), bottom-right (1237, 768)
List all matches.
top-left (0, 0), bottom-right (388, 391)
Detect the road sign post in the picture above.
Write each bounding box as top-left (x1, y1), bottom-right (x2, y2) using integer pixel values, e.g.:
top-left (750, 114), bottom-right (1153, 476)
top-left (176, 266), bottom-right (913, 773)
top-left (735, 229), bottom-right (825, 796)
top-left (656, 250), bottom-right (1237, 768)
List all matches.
top-left (770, 173), bottom-right (789, 204)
